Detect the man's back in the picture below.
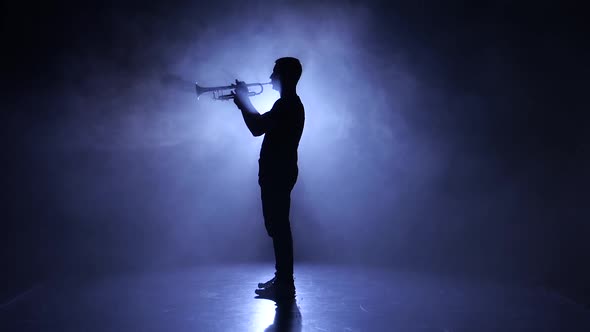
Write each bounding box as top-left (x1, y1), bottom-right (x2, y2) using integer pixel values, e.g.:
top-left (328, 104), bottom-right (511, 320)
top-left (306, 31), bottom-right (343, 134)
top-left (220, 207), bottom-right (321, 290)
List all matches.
top-left (259, 95), bottom-right (305, 178)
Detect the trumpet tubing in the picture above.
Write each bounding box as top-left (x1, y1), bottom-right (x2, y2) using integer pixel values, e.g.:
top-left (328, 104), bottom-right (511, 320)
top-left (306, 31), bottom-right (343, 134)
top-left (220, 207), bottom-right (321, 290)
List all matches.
top-left (195, 82), bottom-right (272, 100)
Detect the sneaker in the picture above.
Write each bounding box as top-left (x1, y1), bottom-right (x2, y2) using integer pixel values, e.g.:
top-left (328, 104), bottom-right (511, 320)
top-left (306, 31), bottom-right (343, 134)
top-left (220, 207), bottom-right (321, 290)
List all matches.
top-left (258, 276), bottom-right (276, 289)
top-left (255, 280), bottom-right (296, 301)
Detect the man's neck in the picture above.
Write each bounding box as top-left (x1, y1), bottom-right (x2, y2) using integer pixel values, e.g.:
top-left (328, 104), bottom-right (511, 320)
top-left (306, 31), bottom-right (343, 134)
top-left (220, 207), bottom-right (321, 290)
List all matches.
top-left (280, 88), bottom-right (297, 98)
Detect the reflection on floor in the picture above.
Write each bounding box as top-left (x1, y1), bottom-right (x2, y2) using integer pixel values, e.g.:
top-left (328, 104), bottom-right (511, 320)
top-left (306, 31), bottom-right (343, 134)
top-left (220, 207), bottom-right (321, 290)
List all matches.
top-left (1, 264), bottom-right (589, 331)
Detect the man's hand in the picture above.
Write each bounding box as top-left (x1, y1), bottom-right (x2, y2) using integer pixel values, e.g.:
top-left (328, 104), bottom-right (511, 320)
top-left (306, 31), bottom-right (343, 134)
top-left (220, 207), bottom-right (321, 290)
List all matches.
top-left (233, 78), bottom-right (266, 137)
top-left (231, 79), bottom-right (250, 109)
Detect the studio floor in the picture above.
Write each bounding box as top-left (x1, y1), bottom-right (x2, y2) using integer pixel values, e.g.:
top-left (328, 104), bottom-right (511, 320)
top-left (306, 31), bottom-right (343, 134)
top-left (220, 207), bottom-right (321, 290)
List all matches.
top-left (1, 264), bottom-right (589, 331)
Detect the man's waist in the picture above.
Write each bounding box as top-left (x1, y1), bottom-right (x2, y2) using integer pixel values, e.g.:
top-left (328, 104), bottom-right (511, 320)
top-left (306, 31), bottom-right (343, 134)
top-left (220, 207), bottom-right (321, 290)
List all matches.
top-left (258, 157), bottom-right (297, 166)
top-left (259, 151), bottom-right (297, 161)
top-left (259, 155), bottom-right (297, 169)
top-left (258, 159), bottom-right (298, 181)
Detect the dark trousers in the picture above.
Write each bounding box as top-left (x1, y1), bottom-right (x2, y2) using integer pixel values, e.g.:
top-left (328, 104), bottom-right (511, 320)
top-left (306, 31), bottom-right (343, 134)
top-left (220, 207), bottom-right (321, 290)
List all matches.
top-left (259, 171), bottom-right (297, 282)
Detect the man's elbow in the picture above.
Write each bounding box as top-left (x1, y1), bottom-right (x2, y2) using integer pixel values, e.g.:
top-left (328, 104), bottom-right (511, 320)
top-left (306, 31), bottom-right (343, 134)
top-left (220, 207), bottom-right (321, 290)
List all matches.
top-left (248, 123), bottom-right (265, 137)
top-left (251, 129), bottom-right (264, 137)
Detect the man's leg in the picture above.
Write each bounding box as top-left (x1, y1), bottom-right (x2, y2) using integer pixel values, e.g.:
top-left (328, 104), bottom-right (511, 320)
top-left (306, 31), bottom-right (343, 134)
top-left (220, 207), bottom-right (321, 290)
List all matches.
top-left (261, 184), bottom-right (294, 280)
top-left (257, 175), bottom-right (297, 298)
top-left (272, 193), bottom-right (294, 282)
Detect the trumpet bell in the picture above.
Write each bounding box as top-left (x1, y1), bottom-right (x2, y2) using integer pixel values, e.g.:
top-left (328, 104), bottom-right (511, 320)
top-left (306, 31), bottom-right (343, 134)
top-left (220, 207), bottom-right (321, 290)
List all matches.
top-left (195, 83), bottom-right (208, 100)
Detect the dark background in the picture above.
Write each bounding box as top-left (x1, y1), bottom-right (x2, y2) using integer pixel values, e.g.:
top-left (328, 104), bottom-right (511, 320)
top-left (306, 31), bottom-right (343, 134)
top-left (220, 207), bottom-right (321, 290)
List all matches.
top-left (2, 0), bottom-right (589, 307)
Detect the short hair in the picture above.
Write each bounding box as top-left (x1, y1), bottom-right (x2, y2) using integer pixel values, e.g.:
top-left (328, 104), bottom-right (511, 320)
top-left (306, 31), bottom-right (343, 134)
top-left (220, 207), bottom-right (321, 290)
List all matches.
top-left (275, 57), bottom-right (302, 87)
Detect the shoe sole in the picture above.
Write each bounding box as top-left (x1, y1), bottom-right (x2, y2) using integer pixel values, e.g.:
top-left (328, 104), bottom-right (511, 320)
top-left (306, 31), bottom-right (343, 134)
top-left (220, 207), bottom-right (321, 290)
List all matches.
top-left (258, 281), bottom-right (273, 288)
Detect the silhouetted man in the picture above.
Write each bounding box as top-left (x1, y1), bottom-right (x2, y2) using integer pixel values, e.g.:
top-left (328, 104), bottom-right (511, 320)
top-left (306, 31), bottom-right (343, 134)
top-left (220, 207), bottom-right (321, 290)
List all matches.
top-left (232, 57), bottom-right (304, 300)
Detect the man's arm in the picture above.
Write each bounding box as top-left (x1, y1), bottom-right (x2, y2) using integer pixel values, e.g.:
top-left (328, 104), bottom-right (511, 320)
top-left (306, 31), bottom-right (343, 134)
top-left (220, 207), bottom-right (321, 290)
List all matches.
top-left (237, 98), bottom-right (266, 137)
top-left (233, 81), bottom-right (277, 137)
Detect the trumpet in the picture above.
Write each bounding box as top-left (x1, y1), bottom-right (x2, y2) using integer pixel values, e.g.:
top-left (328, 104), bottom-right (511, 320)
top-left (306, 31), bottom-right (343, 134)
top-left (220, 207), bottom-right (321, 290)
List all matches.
top-left (196, 81), bottom-right (272, 100)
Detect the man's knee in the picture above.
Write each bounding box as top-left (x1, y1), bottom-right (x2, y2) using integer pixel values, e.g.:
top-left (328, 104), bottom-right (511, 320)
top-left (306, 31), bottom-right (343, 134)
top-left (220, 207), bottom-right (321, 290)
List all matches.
top-left (265, 218), bottom-right (291, 238)
top-left (273, 220), bottom-right (292, 236)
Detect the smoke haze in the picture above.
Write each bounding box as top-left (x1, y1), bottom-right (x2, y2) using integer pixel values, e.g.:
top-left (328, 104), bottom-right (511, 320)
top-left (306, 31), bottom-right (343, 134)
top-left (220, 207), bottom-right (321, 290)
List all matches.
top-left (3, 0), bottom-right (589, 304)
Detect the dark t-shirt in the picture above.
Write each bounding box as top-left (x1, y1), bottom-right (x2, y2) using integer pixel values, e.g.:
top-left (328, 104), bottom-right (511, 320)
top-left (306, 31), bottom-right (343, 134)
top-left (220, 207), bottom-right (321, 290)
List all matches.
top-left (259, 95), bottom-right (305, 179)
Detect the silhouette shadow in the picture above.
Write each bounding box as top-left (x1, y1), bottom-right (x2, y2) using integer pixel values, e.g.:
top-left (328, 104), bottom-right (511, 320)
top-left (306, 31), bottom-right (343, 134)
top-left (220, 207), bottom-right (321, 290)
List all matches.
top-left (255, 297), bottom-right (302, 332)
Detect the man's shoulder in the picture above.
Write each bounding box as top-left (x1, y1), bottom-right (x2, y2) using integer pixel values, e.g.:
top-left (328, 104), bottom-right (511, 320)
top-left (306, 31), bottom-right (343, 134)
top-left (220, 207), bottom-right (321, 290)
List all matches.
top-left (277, 96), bottom-right (303, 109)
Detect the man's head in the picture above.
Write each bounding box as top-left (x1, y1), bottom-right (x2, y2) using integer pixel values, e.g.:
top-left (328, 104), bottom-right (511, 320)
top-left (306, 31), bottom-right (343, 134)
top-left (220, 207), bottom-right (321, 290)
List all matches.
top-left (270, 57), bottom-right (302, 93)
